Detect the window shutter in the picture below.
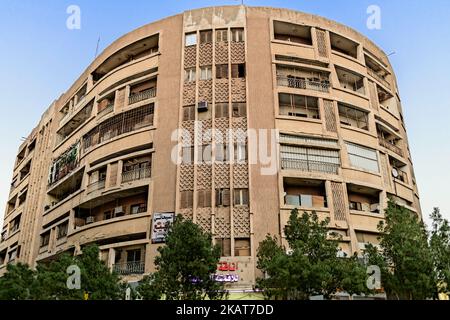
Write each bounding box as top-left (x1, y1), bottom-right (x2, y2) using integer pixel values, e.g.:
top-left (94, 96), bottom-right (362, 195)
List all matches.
top-left (233, 189), bottom-right (239, 205)
top-left (242, 189), bottom-right (249, 205)
top-left (205, 189), bottom-right (212, 207)
top-left (215, 189), bottom-right (221, 206)
top-left (180, 191), bottom-right (186, 208)
top-left (187, 191), bottom-right (193, 208)
top-left (223, 189), bottom-right (230, 206)
top-left (216, 144), bottom-right (224, 162)
top-left (198, 190), bottom-right (205, 208)
top-left (231, 64), bottom-right (238, 78)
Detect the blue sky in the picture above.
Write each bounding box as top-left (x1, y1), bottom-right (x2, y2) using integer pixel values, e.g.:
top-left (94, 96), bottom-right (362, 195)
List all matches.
top-left (0, 0), bottom-right (449, 228)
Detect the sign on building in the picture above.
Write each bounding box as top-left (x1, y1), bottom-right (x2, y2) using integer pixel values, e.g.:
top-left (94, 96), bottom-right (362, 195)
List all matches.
top-left (151, 212), bottom-right (175, 243)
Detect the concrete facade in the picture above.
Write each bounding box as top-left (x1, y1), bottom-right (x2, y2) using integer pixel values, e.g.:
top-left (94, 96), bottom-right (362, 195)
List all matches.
top-left (0, 6), bottom-right (420, 289)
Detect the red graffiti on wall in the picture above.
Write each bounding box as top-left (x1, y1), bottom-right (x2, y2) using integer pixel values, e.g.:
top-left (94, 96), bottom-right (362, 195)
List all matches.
top-left (217, 261), bottom-right (239, 271)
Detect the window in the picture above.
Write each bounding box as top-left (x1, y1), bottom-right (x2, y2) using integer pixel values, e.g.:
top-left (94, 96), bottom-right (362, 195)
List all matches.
top-left (182, 146), bottom-right (194, 164)
top-left (57, 222), bottom-right (68, 239)
top-left (200, 66), bottom-right (212, 80)
top-left (197, 189), bottom-right (212, 208)
top-left (216, 29), bottom-right (228, 42)
top-left (234, 143), bottom-right (247, 162)
top-left (345, 142), bottom-right (379, 173)
top-left (338, 103), bottom-right (369, 130)
top-left (183, 105), bottom-right (195, 121)
top-left (285, 194), bottom-right (314, 207)
top-left (104, 210), bottom-right (112, 220)
top-left (216, 64), bottom-right (229, 79)
top-left (235, 238), bottom-right (250, 256)
top-left (330, 32), bottom-right (358, 59)
top-left (231, 28), bottom-right (244, 42)
top-left (215, 103), bottom-right (229, 118)
top-left (278, 93), bottom-right (320, 119)
top-left (127, 249), bottom-right (141, 262)
top-left (231, 64), bottom-right (245, 78)
top-left (280, 145), bottom-right (340, 174)
top-left (198, 145), bottom-right (212, 163)
top-left (200, 30), bottom-right (212, 44)
top-left (232, 103), bottom-right (246, 117)
top-left (185, 33), bottom-right (197, 46)
top-left (217, 238), bottom-right (231, 256)
top-left (216, 188), bottom-right (230, 207)
top-left (180, 190), bottom-right (193, 209)
top-left (41, 232), bottom-right (50, 247)
top-left (234, 189), bottom-right (249, 206)
top-left (215, 143), bottom-right (230, 162)
top-left (349, 201), bottom-right (363, 211)
top-left (184, 68), bottom-right (196, 82)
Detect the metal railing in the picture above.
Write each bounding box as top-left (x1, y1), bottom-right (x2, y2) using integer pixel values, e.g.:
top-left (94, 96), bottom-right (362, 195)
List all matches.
top-left (379, 138), bottom-right (403, 157)
top-left (129, 88), bottom-right (156, 105)
top-left (367, 68), bottom-right (390, 88)
top-left (281, 159), bottom-right (339, 174)
top-left (87, 179), bottom-right (106, 193)
top-left (277, 76), bottom-right (330, 93)
top-left (113, 261), bottom-right (145, 275)
top-left (121, 167), bottom-right (151, 183)
top-left (97, 103), bottom-right (114, 119)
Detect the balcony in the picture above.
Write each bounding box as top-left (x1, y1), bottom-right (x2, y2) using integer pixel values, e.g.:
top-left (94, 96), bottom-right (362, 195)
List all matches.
top-left (277, 75), bottom-right (330, 93)
top-left (113, 261), bottom-right (145, 275)
top-left (97, 103), bottom-right (114, 119)
top-left (280, 144), bottom-right (340, 175)
top-left (367, 68), bottom-right (390, 88)
top-left (281, 159), bottom-right (339, 175)
top-left (379, 137), bottom-right (403, 157)
top-left (129, 87), bottom-right (156, 105)
top-left (122, 167), bottom-right (151, 183)
top-left (87, 179), bottom-right (106, 193)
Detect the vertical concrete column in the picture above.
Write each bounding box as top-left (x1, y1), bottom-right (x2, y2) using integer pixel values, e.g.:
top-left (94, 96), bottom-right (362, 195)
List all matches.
top-left (117, 160), bottom-right (124, 186)
top-left (108, 247), bottom-right (116, 271)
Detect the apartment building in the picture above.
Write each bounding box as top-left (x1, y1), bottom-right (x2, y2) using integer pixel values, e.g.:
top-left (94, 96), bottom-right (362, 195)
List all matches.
top-left (0, 6), bottom-right (420, 289)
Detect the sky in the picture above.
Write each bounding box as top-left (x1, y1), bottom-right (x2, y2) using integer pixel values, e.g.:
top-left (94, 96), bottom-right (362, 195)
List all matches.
top-left (0, 0), bottom-right (449, 229)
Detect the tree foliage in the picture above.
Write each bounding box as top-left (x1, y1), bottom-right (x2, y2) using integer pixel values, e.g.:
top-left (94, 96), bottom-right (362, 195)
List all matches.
top-left (365, 199), bottom-right (437, 300)
top-left (256, 208), bottom-right (369, 299)
top-left (138, 215), bottom-right (226, 300)
top-left (0, 245), bottom-right (124, 300)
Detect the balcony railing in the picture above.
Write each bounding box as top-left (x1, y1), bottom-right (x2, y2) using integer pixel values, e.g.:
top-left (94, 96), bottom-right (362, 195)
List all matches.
top-left (281, 159), bottom-right (339, 174)
top-left (367, 68), bottom-right (390, 88)
top-left (87, 179), bottom-right (106, 193)
top-left (97, 104), bottom-right (114, 119)
top-left (113, 261), bottom-right (145, 275)
top-left (129, 88), bottom-right (156, 105)
top-left (379, 138), bottom-right (403, 157)
top-left (277, 76), bottom-right (330, 93)
top-left (121, 167), bottom-right (151, 183)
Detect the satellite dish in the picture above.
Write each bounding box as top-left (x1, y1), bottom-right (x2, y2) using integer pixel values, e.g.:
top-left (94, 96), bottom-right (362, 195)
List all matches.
top-left (391, 168), bottom-right (399, 178)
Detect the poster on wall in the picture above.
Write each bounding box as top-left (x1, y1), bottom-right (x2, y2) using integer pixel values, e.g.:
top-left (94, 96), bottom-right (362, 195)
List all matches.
top-left (151, 212), bottom-right (175, 244)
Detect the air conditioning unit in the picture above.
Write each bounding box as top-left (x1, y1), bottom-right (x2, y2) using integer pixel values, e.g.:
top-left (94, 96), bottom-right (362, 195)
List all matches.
top-left (370, 203), bottom-right (380, 213)
top-left (197, 101), bottom-right (208, 112)
top-left (86, 216), bottom-right (95, 224)
top-left (114, 206), bottom-right (124, 215)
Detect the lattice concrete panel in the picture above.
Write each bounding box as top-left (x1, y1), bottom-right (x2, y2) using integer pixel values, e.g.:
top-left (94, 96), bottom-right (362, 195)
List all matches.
top-left (181, 120), bottom-right (195, 146)
top-left (233, 163), bottom-right (249, 188)
top-left (230, 42), bottom-right (245, 64)
top-left (231, 78), bottom-right (246, 102)
top-left (183, 82), bottom-right (196, 105)
top-left (195, 119), bottom-right (212, 145)
top-left (197, 164), bottom-right (212, 189)
top-left (184, 46), bottom-right (197, 68)
top-left (214, 163), bottom-right (230, 188)
top-left (179, 164), bottom-right (194, 191)
top-left (214, 117), bottom-right (230, 145)
top-left (215, 42), bottom-right (229, 64)
top-left (323, 100), bottom-right (337, 133)
top-left (214, 207), bottom-right (231, 237)
top-left (199, 43), bottom-right (213, 66)
top-left (231, 117), bottom-right (247, 143)
top-left (196, 208), bottom-right (212, 233)
top-left (198, 80), bottom-right (213, 103)
top-left (233, 207), bottom-right (250, 237)
top-left (179, 208), bottom-right (193, 220)
top-left (380, 153), bottom-right (391, 188)
top-left (215, 79), bottom-right (229, 102)
top-left (316, 29), bottom-right (328, 58)
top-left (331, 182), bottom-right (347, 221)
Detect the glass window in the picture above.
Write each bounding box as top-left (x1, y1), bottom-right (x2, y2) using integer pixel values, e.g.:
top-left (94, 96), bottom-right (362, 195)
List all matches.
top-left (345, 142), bottom-right (379, 172)
top-left (338, 103), bottom-right (369, 130)
top-left (231, 28), bottom-right (244, 42)
top-left (216, 64), bottom-right (229, 79)
top-left (215, 103), bottom-right (229, 118)
top-left (216, 29), bottom-right (228, 42)
top-left (185, 33), bottom-right (197, 46)
top-left (200, 66), bottom-right (212, 80)
top-left (233, 188), bottom-right (249, 206)
top-left (184, 68), bottom-right (196, 82)
top-left (200, 30), bottom-right (212, 44)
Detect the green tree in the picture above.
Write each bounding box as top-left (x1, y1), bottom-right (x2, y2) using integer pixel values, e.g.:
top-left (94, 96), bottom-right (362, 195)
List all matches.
top-left (257, 208), bottom-right (369, 300)
top-left (429, 207), bottom-right (450, 296)
top-left (144, 215), bottom-right (226, 300)
top-left (365, 199), bottom-right (437, 300)
top-left (0, 263), bottom-right (37, 300)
